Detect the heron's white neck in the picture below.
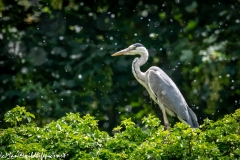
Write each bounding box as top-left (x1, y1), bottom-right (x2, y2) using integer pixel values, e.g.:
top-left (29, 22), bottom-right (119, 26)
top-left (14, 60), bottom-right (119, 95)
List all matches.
top-left (132, 50), bottom-right (148, 83)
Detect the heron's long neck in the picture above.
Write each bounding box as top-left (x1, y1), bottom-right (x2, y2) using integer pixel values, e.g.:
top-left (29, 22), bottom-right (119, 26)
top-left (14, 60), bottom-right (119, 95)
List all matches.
top-left (132, 51), bottom-right (148, 83)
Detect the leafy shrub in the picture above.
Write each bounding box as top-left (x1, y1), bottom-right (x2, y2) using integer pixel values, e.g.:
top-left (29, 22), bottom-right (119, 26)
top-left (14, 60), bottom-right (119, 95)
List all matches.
top-left (0, 106), bottom-right (239, 159)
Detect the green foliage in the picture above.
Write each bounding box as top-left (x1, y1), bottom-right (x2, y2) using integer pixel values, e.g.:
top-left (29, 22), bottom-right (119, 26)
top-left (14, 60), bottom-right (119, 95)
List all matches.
top-left (0, 106), bottom-right (239, 159)
top-left (4, 105), bottom-right (35, 126)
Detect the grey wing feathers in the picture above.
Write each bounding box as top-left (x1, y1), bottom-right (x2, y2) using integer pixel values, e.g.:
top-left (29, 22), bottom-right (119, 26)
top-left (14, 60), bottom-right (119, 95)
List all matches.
top-left (187, 107), bottom-right (199, 128)
top-left (147, 68), bottom-right (199, 128)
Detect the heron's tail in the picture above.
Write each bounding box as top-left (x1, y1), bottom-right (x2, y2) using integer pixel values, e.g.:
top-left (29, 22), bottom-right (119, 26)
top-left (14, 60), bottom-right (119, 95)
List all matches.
top-left (188, 107), bottom-right (199, 128)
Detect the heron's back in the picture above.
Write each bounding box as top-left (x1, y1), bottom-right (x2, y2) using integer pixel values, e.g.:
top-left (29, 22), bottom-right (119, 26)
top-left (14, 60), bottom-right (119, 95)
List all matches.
top-left (147, 67), bottom-right (199, 128)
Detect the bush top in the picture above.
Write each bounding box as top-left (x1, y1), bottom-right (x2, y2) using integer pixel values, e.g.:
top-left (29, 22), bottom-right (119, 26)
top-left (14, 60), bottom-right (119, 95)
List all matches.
top-left (0, 106), bottom-right (240, 159)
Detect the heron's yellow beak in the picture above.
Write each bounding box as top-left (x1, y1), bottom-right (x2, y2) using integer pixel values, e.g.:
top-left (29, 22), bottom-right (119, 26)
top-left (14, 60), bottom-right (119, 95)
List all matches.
top-left (111, 48), bottom-right (130, 56)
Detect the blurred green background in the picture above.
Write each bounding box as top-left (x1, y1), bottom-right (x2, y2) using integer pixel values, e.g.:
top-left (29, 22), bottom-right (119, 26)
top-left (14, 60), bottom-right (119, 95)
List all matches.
top-left (0, 0), bottom-right (239, 132)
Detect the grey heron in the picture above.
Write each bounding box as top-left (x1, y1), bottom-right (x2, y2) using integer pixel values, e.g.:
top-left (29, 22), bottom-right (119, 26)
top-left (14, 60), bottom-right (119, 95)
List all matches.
top-left (112, 43), bottom-right (199, 130)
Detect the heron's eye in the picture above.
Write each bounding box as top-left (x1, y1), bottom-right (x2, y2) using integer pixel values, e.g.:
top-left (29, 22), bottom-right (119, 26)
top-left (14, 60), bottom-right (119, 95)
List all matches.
top-left (130, 46), bottom-right (136, 50)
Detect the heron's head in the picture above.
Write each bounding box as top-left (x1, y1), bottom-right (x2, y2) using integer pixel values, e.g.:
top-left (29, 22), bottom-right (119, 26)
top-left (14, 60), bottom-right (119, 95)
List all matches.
top-left (111, 43), bottom-right (147, 56)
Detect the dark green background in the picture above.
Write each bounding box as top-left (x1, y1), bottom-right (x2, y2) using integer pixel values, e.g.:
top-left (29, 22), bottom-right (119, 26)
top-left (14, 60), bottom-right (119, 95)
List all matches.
top-left (0, 0), bottom-right (239, 132)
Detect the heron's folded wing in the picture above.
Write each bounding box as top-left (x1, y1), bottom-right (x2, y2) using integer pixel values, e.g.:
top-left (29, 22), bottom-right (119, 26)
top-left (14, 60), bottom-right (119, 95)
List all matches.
top-left (147, 69), bottom-right (191, 123)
